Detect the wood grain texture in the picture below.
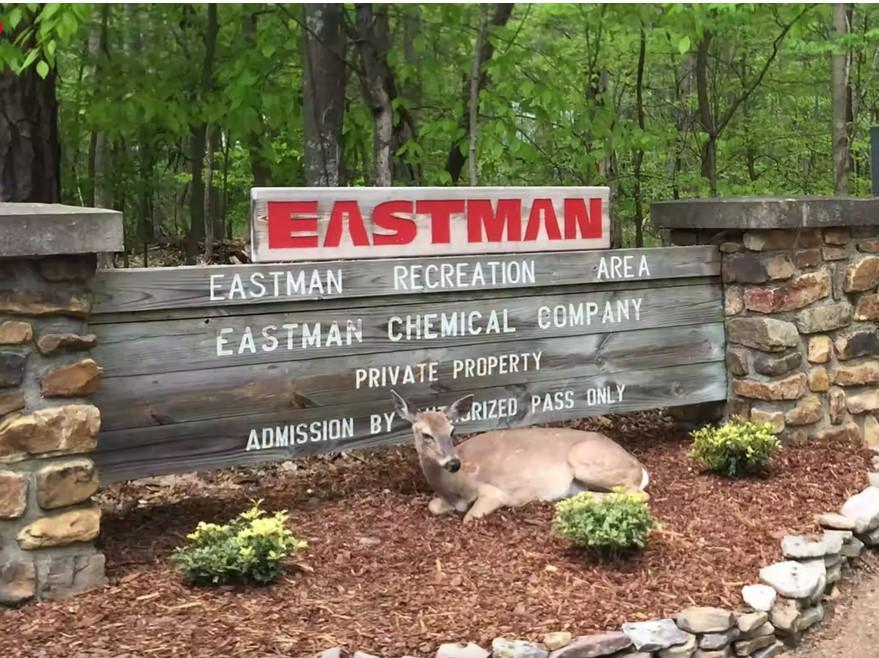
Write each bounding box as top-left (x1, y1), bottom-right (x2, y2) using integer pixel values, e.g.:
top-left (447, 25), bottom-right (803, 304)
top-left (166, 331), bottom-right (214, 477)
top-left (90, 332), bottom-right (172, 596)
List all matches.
top-left (90, 246), bottom-right (719, 313)
top-left (250, 186), bottom-right (611, 262)
top-left (94, 322), bottom-right (725, 431)
top-left (94, 360), bottom-right (727, 484)
top-left (91, 282), bottom-right (722, 377)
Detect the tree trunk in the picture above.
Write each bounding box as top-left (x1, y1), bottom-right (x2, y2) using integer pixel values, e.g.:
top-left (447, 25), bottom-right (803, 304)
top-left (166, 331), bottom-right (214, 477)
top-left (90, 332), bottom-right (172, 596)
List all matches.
top-left (186, 4), bottom-right (218, 263)
top-left (632, 29), bottom-right (647, 248)
top-left (222, 130), bottom-right (231, 240)
top-left (87, 5), bottom-right (111, 207)
top-left (355, 4), bottom-right (395, 186)
top-left (302, 4), bottom-right (347, 186)
top-left (243, 10), bottom-right (273, 188)
top-left (0, 18), bottom-right (60, 202)
top-left (445, 4), bottom-right (514, 184)
top-left (831, 3), bottom-right (849, 194)
top-left (204, 124), bottom-right (214, 262)
top-left (695, 30), bottom-right (718, 196)
top-left (468, 7), bottom-right (488, 186)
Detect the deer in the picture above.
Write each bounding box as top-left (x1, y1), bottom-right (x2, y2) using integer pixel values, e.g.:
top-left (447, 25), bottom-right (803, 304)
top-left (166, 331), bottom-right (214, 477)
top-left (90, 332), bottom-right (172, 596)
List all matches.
top-left (390, 390), bottom-right (649, 523)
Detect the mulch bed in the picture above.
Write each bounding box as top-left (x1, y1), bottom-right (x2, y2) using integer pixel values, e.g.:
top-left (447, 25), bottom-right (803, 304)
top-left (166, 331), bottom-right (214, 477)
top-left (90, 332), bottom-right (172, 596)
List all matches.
top-left (0, 412), bottom-right (871, 658)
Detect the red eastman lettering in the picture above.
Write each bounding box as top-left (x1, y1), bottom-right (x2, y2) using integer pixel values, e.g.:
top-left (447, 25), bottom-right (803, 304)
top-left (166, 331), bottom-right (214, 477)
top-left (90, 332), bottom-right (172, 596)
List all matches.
top-left (373, 200), bottom-right (417, 246)
top-left (267, 201), bottom-right (319, 248)
top-left (524, 198), bottom-right (561, 240)
top-left (416, 199), bottom-right (464, 244)
top-left (564, 197), bottom-right (602, 239)
top-left (467, 199), bottom-right (522, 242)
top-left (324, 200), bottom-right (371, 247)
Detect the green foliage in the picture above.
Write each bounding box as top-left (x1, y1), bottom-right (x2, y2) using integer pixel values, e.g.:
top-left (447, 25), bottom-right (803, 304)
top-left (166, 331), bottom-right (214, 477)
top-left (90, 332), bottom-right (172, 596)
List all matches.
top-left (0, 5), bottom-right (90, 77)
top-left (0, 3), bottom-right (872, 253)
top-left (171, 502), bottom-right (306, 586)
top-left (553, 489), bottom-right (656, 556)
top-left (689, 417), bottom-right (781, 477)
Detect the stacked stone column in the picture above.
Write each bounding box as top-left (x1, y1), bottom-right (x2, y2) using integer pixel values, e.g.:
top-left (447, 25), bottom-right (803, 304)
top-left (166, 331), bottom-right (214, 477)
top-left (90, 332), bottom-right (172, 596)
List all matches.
top-left (0, 204), bottom-right (122, 604)
top-left (654, 198), bottom-right (879, 445)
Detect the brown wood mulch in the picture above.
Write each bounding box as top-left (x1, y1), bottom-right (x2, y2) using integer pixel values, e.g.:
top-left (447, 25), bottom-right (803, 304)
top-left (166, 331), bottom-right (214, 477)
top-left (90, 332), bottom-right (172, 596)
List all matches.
top-left (0, 412), bottom-right (871, 658)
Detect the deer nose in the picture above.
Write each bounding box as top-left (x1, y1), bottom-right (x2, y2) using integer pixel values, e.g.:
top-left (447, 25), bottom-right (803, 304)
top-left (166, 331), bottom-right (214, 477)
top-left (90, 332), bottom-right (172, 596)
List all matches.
top-left (446, 458), bottom-right (461, 473)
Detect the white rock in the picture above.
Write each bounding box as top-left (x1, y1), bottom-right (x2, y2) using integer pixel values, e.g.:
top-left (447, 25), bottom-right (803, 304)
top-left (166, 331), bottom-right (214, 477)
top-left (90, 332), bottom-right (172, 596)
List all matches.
top-left (815, 512), bottom-right (857, 531)
top-left (759, 560), bottom-right (826, 599)
top-left (781, 534), bottom-right (838, 559)
top-left (541, 634), bottom-right (572, 652)
top-left (840, 486), bottom-right (879, 533)
top-left (736, 612), bottom-right (768, 634)
top-left (621, 619), bottom-right (690, 651)
top-left (742, 584), bottom-right (777, 612)
top-left (437, 643), bottom-right (490, 658)
top-left (491, 638), bottom-right (548, 658)
top-left (860, 526), bottom-right (879, 546)
top-left (657, 633), bottom-right (696, 658)
top-left (869, 472), bottom-right (879, 488)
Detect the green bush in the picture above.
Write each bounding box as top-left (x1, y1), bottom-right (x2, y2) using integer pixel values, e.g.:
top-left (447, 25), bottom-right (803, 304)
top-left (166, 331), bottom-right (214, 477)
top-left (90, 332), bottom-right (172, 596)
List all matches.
top-left (689, 416), bottom-right (780, 477)
top-left (552, 489), bottom-right (656, 555)
top-left (171, 501), bottom-right (306, 585)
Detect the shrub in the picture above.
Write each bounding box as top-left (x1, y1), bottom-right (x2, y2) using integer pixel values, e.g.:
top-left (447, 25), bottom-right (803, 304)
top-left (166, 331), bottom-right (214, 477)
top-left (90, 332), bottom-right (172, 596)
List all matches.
top-left (689, 416), bottom-right (780, 477)
top-left (171, 501), bottom-right (306, 585)
top-left (552, 488), bottom-right (656, 555)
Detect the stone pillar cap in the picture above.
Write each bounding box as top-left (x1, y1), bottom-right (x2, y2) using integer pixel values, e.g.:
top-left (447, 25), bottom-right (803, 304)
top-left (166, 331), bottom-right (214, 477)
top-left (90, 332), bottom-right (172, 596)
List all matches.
top-left (652, 196), bottom-right (879, 231)
top-left (0, 203), bottom-right (123, 258)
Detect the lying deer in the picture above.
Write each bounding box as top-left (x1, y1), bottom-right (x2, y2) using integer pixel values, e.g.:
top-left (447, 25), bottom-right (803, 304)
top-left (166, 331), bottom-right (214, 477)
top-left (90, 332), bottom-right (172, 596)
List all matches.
top-left (391, 390), bottom-right (649, 523)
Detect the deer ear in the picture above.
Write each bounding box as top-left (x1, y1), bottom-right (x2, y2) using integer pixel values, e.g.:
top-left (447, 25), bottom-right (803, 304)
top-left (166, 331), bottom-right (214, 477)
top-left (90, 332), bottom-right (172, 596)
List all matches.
top-left (390, 389), bottom-right (416, 422)
top-left (444, 394), bottom-right (474, 422)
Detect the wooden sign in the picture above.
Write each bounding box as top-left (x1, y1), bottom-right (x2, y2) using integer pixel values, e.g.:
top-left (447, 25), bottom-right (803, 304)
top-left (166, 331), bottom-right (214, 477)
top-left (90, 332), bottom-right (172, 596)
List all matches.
top-left (89, 246), bottom-right (725, 484)
top-left (250, 187), bottom-right (610, 263)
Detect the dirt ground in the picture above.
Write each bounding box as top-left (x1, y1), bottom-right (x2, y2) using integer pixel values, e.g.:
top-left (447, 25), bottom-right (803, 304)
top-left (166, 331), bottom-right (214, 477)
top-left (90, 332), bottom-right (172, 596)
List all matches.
top-left (0, 412), bottom-right (871, 658)
top-left (783, 554), bottom-right (879, 658)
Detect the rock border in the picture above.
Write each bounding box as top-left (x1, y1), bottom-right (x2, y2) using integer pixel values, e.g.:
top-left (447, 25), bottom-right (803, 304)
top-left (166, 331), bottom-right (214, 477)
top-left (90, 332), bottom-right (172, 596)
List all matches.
top-left (313, 445), bottom-right (879, 658)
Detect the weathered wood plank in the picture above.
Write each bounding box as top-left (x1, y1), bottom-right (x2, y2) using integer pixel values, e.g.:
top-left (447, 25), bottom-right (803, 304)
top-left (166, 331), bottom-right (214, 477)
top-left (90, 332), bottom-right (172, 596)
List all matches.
top-left (250, 186), bottom-right (611, 262)
top-left (90, 246), bottom-right (720, 313)
top-left (90, 275), bottom-right (717, 325)
top-left (95, 322), bottom-right (725, 431)
top-left (91, 282), bottom-right (722, 377)
top-left (94, 360), bottom-right (727, 484)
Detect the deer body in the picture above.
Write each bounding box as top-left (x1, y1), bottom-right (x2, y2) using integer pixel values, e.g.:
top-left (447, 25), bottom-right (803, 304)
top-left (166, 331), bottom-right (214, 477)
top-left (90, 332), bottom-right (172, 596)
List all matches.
top-left (392, 391), bottom-right (649, 523)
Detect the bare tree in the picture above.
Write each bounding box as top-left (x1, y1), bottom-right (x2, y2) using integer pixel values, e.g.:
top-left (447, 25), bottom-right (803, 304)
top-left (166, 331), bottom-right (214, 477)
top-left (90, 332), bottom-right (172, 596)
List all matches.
top-left (445, 4), bottom-right (514, 184)
top-left (694, 7), bottom-right (809, 195)
top-left (303, 4), bottom-right (347, 186)
top-left (87, 5), bottom-right (111, 208)
top-left (186, 3), bottom-right (218, 264)
top-left (632, 28), bottom-right (647, 247)
top-left (831, 3), bottom-right (850, 194)
top-left (353, 4), bottom-right (418, 186)
top-left (468, 7), bottom-right (489, 185)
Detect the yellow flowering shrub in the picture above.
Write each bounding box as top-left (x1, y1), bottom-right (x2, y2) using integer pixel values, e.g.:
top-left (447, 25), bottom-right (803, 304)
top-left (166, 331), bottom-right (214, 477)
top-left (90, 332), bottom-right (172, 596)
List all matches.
top-left (553, 488), bottom-right (656, 556)
top-left (172, 501), bottom-right (306, 585)
top-left (689, 416), bottom-right (780, 477)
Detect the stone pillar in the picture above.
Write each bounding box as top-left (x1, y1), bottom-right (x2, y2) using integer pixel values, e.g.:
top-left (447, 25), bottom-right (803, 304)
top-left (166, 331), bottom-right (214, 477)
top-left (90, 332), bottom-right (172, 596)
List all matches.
top-left (0, 203), bottom-right (122, 605)
top-left (653, 197), bottom-right (879, 446)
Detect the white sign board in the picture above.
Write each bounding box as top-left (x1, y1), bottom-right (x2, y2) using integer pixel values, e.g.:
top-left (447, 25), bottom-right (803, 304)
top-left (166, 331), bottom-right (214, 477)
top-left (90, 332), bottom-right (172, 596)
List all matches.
top-left (250, 186), bottom-right (611, 263)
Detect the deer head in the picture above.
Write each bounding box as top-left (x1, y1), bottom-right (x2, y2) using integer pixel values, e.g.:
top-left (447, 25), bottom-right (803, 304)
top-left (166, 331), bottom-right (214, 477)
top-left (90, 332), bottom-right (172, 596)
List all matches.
top-left (391, 390), bottom-right (473, 473)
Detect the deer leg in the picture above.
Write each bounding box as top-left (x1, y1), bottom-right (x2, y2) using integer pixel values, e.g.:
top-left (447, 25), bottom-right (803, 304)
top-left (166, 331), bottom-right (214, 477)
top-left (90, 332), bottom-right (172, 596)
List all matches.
top-left (462, 487), bottom-right (505, 524)
top-left (428, 496), bottom-right (455, 515)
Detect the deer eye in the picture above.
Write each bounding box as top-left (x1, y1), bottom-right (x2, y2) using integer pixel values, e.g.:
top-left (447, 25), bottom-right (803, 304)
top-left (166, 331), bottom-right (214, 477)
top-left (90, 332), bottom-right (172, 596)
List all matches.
top-left (422, 432), bottom-right (434, 441)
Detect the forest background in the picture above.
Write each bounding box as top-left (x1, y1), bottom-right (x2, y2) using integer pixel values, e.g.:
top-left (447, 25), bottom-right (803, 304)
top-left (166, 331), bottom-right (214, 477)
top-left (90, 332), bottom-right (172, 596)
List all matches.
top-left (0, 3), bottom-right (873, 264)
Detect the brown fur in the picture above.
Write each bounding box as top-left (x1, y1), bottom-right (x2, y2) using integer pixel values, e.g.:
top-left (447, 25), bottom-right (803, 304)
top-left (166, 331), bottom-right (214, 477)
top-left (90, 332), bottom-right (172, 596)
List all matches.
top-left (391, 391), bottom-right (649, 523)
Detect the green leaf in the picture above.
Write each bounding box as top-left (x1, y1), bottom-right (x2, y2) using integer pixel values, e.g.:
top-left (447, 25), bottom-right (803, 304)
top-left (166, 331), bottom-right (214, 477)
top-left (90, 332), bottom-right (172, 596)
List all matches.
top-left (677, 35), bottom-right (691, 54)
top-left (35, 60), bottom-right (49, 79)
